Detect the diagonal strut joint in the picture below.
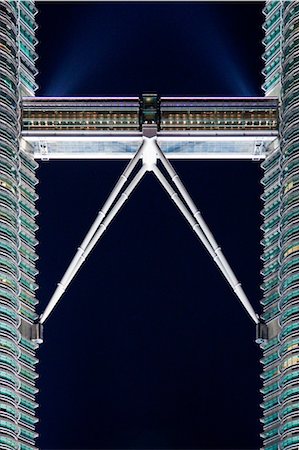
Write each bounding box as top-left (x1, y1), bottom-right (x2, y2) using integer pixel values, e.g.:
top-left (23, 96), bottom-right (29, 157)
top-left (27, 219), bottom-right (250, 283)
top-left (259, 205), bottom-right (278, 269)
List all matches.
top-left (19, 319), bottom-right (44, 345)
top-left (40, 137), bottom-right (260, 333)
top-left (255, 321), bottom-right (268, 345)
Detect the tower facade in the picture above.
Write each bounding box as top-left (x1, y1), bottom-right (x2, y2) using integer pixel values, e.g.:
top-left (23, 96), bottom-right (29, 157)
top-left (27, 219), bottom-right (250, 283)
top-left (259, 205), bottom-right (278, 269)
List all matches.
top-left (261, 1), bottom-right (299, 448)
top-left (0, 1), bottom-right (39, 449)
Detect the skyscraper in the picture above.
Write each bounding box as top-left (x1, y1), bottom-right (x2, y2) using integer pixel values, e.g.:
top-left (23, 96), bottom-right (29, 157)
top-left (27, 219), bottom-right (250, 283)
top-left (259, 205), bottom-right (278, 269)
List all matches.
top-left (260, 1), bottom-right (299, 448)
top-left (0, 1), bottom-right (39, 449)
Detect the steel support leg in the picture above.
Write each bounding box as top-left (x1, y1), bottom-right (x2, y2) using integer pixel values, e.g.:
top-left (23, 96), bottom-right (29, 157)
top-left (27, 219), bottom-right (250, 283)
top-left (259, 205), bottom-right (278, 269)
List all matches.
top-left (40, 146), bottom-right (146, 324)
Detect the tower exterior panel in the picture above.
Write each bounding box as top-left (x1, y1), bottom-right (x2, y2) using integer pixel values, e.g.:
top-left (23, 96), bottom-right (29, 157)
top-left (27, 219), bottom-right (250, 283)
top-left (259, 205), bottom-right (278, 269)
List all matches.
top-left (0, 1), bottom-right (39, 448)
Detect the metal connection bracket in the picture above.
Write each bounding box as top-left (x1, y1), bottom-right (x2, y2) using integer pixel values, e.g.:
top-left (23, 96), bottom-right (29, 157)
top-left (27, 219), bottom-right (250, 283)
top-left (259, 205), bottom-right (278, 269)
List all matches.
top-left (142, 124), bottom-right (157, 138)
top-left (252, 141), bottom-right (265, 161)
top-left (39, 141), bottom-right (49, 161)
top-left (19, 319), bottom-right (44, 345)
top-left (255, 321), bottom-right (268, 345)
top-left (31, 322), bottom-right (44, 344)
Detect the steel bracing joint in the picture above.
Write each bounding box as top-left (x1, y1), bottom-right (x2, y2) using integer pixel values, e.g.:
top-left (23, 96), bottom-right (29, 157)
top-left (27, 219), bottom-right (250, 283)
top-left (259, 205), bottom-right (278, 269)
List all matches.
top-left (40, 137), bottom-right (260, 327)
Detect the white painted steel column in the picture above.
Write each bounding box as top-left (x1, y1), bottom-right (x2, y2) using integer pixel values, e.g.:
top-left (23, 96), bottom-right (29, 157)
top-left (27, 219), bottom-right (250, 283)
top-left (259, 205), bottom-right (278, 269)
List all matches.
top-left (66, 165), bottom-right (148, 281)
top-left (40, 146), bottom-right (146, 324)
top-left (156, 143), bottom-right (259, 323)
top-left (152, 164), bottom-right (259, 324)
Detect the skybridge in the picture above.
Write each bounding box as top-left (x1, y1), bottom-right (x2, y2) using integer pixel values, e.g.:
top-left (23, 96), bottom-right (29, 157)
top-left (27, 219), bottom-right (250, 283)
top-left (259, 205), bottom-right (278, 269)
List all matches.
top-left (20, 94), bottom-right (279, 339)
top-left (21, 94), bottom-right (279, 160)
top-left (18, 93), bottom-right (280, 336)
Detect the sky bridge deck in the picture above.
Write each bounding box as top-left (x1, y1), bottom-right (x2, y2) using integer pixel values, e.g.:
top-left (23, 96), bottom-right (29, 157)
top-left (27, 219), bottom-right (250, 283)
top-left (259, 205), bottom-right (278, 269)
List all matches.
top-left (21, 96), bottom-right (279, 160)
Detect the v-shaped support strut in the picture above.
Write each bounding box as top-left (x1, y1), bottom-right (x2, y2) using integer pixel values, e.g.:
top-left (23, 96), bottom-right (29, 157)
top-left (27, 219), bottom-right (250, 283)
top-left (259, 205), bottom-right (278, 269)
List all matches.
top-left (39, 137), bottom-right (259, 327)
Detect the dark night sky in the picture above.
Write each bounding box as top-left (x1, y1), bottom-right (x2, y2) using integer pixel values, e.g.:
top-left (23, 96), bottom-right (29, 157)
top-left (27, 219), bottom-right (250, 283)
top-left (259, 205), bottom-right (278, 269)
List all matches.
top-left (35, 2), bottom-right (264, 449)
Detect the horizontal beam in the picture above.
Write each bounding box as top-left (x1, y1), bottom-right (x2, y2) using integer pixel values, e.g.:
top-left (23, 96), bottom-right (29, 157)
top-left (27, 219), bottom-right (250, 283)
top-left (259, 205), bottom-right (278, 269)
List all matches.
top-left (22, 132), bottom-right (277, 140)
top-left (21, 134), bottom-right (277, 160)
